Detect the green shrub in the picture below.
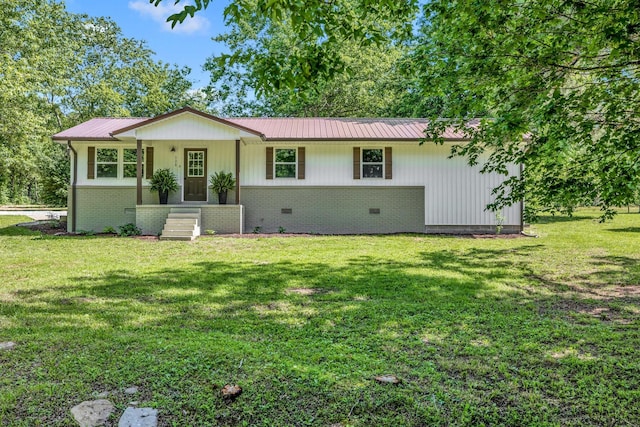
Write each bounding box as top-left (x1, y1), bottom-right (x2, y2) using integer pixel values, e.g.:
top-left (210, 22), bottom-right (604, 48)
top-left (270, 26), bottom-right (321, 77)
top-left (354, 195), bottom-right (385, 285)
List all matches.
top-left (102, 226), bottom-right (116, 234)
top-left (118, 223), bottom-right (141, 237)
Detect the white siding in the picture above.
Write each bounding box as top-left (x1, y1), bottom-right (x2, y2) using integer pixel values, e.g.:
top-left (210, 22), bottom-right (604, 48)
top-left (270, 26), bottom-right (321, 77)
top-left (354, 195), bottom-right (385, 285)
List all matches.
top-left (132, 114), bottom-right (243, 141)
top-left (72, 140), bottom-right (236, 204)
top-left (241, 142), bottom-right (520, 226)
top-left (71, 138), bottom-right (520, 227)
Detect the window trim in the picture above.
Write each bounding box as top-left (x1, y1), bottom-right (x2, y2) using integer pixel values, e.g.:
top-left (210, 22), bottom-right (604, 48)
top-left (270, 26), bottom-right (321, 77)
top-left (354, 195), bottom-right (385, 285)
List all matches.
top-left (361, 147), bottom-right (384, 179)
top-left (273, 147), bottom-right (297, 179)
top-left (93, 147), bottom-right (145, 180)
top-left (186, 150), bottom-right (205, 178)
top-left (123, 148), bottom-right (144, 179)
top-left (95, 148), bottom-right (119, 179)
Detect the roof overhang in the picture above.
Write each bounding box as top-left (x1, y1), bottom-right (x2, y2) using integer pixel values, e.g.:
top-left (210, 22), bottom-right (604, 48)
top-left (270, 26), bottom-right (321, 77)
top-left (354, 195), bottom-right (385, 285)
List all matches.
top-left (111, 106), bottom-right (265, 140)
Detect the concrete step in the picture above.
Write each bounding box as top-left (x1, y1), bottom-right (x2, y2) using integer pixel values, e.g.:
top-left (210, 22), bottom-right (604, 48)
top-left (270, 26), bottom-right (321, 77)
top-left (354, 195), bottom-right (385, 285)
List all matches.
top-left (161, 208), bottom-right (201, 241)
top-left (163, 227), bottom-right (197, 234)
top-left (159, 234), bottom-right (196, 241)
top-left (167, 213), bottom-right (200, 219)
top-left (160, 229), bottom-right (196, 238)
top-left (164, 219), bottom-right (198, 226)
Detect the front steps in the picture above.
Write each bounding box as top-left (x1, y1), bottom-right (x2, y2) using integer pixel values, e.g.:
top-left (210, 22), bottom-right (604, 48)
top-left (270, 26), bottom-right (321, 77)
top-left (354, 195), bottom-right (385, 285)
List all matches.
top-left (159, 208), bottom-right (201, 241)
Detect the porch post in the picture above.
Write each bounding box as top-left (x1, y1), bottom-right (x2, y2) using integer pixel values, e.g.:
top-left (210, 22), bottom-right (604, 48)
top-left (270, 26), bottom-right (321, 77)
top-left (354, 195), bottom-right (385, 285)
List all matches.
top-left (235, 139), bottom-right (241, 205)
top-left (136, 139), bottom-right (142, 205)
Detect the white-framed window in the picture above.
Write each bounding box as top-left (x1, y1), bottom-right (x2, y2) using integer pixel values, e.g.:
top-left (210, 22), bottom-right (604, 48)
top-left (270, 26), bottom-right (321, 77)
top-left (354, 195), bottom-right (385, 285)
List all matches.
top-left (274, 148), bottom-right (297, 178)
top-left (95, 147), bottom-right (144, 179)
top-left (123, 148), bottom-right (143, 178)
top-left (96, 148), bottom-right (118, 178)
top-left (187, 150), bottom-right (205, 177)
top-left (362, 148), bottom-right (383, 178)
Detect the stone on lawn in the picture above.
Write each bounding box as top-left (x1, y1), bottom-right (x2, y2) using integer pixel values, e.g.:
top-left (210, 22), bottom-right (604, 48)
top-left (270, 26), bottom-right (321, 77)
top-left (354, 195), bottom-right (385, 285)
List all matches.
top-left (0, 342), bottom-right (16, 350)
top-left (70, 399), bottom-right (114, 427)
top-left (221, 384), bottom-right (242, 399)
top-left (118, 407), bottom-right (158, 427)
top-left (124, 386), bottom-right (139, 395)
top-left (374, 375), bottom-right (401, 384)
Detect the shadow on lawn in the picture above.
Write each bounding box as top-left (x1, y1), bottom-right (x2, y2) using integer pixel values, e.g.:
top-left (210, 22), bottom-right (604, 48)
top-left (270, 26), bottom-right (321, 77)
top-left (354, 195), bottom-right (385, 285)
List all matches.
top-left (532, 215), bottom-right (592, 224)
top-left (8, 243), bottom-right (637, 333)
top-left (0, 224), bottom-right (40, 236)
top-left (4, 245), bottom-right (561, 336)
top-left (606, 227), bottom-right (640, 233)
top-left (3, 244), bottom-right (640, 425)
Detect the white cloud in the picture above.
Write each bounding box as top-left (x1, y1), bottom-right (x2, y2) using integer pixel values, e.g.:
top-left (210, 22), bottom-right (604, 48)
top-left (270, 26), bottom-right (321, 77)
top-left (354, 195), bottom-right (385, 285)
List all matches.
top-left (128, 1), bottom-right (210, 35)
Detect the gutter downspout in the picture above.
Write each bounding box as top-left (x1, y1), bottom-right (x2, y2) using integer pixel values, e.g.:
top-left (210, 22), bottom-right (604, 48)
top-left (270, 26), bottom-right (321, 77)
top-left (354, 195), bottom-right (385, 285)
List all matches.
top-left (67, 141), bottom-right (78, 233)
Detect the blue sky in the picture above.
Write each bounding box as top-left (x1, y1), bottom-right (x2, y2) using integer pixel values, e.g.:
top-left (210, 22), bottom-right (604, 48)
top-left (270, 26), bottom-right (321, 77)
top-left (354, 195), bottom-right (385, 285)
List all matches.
top-left (65, 0), bottom-right (231, 87)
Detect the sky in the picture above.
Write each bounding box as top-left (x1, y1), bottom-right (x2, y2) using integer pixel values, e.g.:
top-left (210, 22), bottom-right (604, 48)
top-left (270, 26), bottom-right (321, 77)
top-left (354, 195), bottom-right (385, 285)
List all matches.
top-left (65, 0), bottom-right (231, 87)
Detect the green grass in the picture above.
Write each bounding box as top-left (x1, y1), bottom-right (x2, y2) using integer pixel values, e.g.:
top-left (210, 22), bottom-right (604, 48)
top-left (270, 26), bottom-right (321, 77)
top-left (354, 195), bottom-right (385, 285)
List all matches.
top-left (1, 210), bottom-right (639, 426)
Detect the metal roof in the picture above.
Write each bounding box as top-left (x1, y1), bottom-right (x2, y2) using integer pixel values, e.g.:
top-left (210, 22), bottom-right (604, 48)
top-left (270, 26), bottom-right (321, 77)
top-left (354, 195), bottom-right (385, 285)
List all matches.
top-left (53, 109), bottom-right (475, 142)
top-left (52, 117), bottom-right (149, 141)
top-left (227, 117), bottom-right (472, 141)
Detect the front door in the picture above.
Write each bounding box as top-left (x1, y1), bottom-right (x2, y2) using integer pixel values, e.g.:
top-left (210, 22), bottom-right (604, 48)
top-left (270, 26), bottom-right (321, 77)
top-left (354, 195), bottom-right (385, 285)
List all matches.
top-left (184, 149), bottom-right (207, 201)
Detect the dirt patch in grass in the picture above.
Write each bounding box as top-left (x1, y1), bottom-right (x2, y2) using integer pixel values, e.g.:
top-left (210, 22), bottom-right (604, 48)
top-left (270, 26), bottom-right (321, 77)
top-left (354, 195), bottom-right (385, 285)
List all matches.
top-left (17, 220), bottom-right (66, 235)
top-left (18, 221), bottom-right (120, 238)
top-left (285, 288), bottom-right (329, 296)
top-left (541, 298), bottom-right (638, 325)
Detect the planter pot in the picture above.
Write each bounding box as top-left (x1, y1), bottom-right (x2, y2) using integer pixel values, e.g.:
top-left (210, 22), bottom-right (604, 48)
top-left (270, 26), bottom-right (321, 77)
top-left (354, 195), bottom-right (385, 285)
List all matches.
top-left (218, 191), bottom-right (228, 205)
top-left (159, 191), bottom-right (169, 204)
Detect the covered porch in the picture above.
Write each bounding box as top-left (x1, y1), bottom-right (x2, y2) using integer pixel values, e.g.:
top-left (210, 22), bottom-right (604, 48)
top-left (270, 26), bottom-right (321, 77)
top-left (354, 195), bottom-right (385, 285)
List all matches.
top-left (113, 107), bottom-right (264, 237)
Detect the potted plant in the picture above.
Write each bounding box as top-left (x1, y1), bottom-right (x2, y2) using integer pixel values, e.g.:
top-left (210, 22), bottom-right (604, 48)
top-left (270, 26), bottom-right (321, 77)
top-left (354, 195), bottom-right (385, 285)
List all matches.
top-left (209, 171), bottom-right (236, 205)
top-left (149, 168), bottom-right (178, 204)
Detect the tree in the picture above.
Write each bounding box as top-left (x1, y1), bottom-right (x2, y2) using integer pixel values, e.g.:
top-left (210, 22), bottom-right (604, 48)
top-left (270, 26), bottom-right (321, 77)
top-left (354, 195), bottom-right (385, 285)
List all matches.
top-left (0, 0), bottom-right (58, 203)
top-left (0, 0), bottom-right (209, 205)
top-left (151, 0), bottom-right (417, 96)
top-left (413, 0), bottom-right (640, 220)
top-left (204, 3), bottom-right (414, 117)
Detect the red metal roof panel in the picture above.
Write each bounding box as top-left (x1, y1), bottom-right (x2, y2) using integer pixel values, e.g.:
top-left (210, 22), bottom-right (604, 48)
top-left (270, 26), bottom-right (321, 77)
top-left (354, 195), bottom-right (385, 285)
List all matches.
top-left (53, 114), bottom-right (478, 142)
top-left (53, 117), bottom-right (149, 140)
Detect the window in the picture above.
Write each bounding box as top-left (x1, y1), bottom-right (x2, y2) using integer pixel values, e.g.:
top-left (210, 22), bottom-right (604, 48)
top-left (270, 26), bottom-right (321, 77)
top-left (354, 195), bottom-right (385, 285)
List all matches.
top-left (187, 151), bottom-right (205, 177)
top-left (96, 148), bottom-right (118, 178)
top-left (275, 148), bottom-right (296, 178)
top-left (123, 148), bottom-right (143, 178)
top-left (362, 148), bottom-right (383, 178)
top-left (93, 147), bottom-right (144, 179)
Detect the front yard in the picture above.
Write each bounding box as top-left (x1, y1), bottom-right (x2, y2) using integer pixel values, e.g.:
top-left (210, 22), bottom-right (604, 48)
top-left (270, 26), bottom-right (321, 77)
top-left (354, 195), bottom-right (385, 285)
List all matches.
top-left (1, 210), bottom-right (639, 426)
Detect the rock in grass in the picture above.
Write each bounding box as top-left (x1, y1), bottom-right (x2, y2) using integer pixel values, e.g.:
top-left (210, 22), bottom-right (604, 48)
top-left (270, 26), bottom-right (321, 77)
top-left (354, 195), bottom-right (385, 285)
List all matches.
top-left (124, 386), bottom-right (139, 395)
top-left (0, 342), bottom-right (16, 350)
top-left (118, 407), bottom-right (157, 427)
top-left (374, 375), bottom-right (401, 384)
top-left (70, 399), bottom-right (114, 427)
top-left (221, 384), bottom-right (242, 400)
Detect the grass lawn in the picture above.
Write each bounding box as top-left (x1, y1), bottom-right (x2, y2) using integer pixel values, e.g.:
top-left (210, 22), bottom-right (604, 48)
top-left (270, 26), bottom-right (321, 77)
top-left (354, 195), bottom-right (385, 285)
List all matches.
top-left (1, 210), bottom-right (639, 426)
